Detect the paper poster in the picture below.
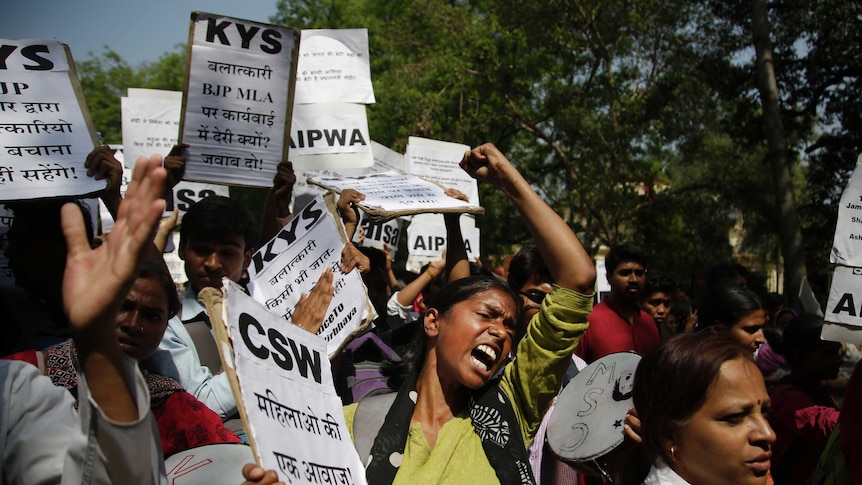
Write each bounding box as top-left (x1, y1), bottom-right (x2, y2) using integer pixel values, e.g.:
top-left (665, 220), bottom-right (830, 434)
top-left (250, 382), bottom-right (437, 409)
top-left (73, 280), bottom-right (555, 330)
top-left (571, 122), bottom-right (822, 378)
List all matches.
top-left (120, 89), bottom-right (181, 169)
top-left (822, 265), bottom-right (862, 344)
top-left (405, 213), bottom-right (480, 273)
top-left (225, 282), bottom-right (367, 485)
top-left (0, 38), bottom-right (102, 201)
top-left (288, 103), bottom-right (373, 171)
top-left (406, 137), bottom-right (479, 205)
top-left (309, 172), bottom-right (478, 216)
top-left (247, 195), bottom-right (370, 355)
top-left (291, 140), bottom-right (407, 211)
top-left (180, 12), bottom-right (299, 187)
top-left (831, 155), bottom-right (862, 266)
top-left (354, 211), bottom-right (403, 259)
top-left (295, 29), bottom-right (374, 105)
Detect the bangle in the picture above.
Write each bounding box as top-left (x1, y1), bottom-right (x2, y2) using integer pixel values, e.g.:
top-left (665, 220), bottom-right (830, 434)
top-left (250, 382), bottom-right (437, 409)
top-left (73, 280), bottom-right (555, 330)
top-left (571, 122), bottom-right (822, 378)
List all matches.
top-left (425, 268), bottom-right (438, 279)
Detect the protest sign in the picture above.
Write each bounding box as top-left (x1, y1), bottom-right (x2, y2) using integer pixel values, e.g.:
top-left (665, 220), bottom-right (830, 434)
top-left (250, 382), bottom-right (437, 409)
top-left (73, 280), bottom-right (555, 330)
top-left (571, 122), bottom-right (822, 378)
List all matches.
top-left (292, 140), bottom-right (408, 211)
top-left (213, 282), bottom-right (366, 485)
top-left (354, 211), bottom-right (403, 259)
top-left (180, 12), bottom-right (299, 187)
top-left (295, 29), bottom-right (374, 105)
top-left (406, 136), bottom-right (479, 205)
top-left (121, 88), bottom-right (181, 169)
top-left (289, 102), bottom-right (373, 171)
top-left (830, 154), bottom-right (862, 266)
top-left (405, 213), bottom-right (480, 273)
top-left (0, 39), bottom-right (102, 201)
top-left (308, 172), bottom-right (483, 222)
top-left (822, 265), bottom-right (862, 344)
top-left (247, 195), bottom-right (372, 355)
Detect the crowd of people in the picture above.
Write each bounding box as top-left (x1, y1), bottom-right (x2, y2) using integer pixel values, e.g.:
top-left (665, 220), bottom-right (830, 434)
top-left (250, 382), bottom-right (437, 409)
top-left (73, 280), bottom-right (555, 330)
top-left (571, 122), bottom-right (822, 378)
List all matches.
top-left (1, 142), bottom-right (860, 485)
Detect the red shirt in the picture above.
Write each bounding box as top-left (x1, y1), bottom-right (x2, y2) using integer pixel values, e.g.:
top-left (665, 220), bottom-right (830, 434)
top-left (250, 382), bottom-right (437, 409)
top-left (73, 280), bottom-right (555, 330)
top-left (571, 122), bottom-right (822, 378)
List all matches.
top-left (840, 361), bottom-right (862, 484)
top-left (768, 376), bottom-right (839, 485)
top-left (574, 298), bottom-right (659, 363)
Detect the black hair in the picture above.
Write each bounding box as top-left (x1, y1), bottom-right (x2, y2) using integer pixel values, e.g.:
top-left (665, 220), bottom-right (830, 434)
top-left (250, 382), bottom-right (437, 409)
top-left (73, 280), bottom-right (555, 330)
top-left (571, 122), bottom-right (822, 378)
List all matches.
top-left (179, 196), bottom-right (256, 251)
top-left (697, 285), bottom-right (762, 330)
top-left (137, 258), bottom-right (180, 320)
top-left (605, 243), bottom-right (648, 274)
top-left (780, 313), bottom-right (826, 364)
top-left (633, 330), bottom-right (755, 465)
top-left (642, 270), bottom-right (676, 299)
top-left (7, 199), bottom-right (94, 246)
top-left (507, 244), bottom-right (552, 291)
top-left (387, 276), bottom-right (519, 386)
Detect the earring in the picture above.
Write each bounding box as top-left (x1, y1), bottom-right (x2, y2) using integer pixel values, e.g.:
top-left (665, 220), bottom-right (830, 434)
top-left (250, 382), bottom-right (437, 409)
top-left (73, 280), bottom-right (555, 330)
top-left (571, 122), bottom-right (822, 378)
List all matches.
top-left (669, 446), bottom-right (677, 462)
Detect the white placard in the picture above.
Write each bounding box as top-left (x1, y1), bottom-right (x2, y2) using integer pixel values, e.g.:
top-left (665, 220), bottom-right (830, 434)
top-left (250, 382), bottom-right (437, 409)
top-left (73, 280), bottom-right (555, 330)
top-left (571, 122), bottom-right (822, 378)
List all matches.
top-left (406, 136), bottom-right (479, 205)
top-left (121, 89), bottom-right (181, 169)
top-left (247, 195), bottom-right (369, 355)
top-left (831, 155), bottom-right (862, 266)
top-left (823, 265), bottom-right (862, 344)
top-left (288, 103), bottom-right (373, 171)
top-left (405, 214), bottom-right (480, 272)
top-left (354, 211), bottom-right (403, 258)
top-left (309, 172), bottom-right (477, 214)
top-left (0, 38), bottom-right (102, 201)
top-left (180, 13), bottom-right (298, 187)
top-left (825, 265), bottom-right (862, 327)
top-left (225, 282), bottom-right (366, 485)
top-left (295, 29), bottom-right (374, 105)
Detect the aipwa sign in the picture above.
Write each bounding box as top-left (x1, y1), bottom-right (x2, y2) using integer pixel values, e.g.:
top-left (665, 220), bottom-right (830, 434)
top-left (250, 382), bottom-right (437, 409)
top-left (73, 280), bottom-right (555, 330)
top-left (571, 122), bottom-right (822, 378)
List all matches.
top-left (825, 265), bottom-right (862, 328)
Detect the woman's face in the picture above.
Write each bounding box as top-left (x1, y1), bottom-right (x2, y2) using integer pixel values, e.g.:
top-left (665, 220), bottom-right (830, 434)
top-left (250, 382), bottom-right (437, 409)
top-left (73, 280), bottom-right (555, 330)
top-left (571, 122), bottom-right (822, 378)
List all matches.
top-left (427, 288), bottom-right (517, 389)
top-left (115, 277), bottom-right (170, 361)
top-left (730, 309), bottom-right (766, 351)
top-left (671, 358), bottom-right (775, 485)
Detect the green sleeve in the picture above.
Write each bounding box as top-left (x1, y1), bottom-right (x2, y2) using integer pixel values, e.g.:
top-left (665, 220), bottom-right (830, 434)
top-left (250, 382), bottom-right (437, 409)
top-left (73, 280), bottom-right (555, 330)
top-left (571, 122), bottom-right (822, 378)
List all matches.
top-left (500, 285), bottom-right (593, 447)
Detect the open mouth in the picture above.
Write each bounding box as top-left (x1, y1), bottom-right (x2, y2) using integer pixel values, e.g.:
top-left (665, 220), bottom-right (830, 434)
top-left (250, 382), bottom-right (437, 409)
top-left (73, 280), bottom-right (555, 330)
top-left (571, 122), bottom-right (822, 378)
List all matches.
top-left (471, 344), bottom-right (498, 373)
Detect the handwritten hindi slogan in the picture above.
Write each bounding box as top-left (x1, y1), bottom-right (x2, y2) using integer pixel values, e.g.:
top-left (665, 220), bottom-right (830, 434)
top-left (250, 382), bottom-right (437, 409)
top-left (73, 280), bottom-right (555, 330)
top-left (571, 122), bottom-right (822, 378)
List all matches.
top-left (295, 29), bottom-right (375, 105)
top-left (247, 195), bottom-right (370, 356)
top-left (180, 13), bottom-right (299, 187)
top-left (121, 88), bottom-right (181, 169)
top-left (406, 136), bottom-right (479, 206)
top-left (0, 39), bottom-right (102, 201)
top-left (225, 283), bottom-right (367, 485)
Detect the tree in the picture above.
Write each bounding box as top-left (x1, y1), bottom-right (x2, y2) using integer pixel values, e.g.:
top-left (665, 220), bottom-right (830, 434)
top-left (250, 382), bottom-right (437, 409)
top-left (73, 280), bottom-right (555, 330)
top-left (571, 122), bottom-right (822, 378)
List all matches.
top-left (751, 0), bottom-right (806, 307)
top-left (77, 46), bottom-right (186, 144)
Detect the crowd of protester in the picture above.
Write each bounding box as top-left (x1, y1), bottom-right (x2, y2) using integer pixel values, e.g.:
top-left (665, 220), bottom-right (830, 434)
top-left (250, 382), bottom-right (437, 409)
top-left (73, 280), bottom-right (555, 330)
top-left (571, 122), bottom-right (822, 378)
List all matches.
top-left (1, 142), bottom-right (860, 485)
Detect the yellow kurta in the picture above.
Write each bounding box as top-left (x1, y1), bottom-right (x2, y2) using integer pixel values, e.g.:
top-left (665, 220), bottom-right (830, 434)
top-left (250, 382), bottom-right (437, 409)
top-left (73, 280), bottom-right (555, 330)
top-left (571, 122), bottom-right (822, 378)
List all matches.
top-left (346, 286), bottom-right (593, 484)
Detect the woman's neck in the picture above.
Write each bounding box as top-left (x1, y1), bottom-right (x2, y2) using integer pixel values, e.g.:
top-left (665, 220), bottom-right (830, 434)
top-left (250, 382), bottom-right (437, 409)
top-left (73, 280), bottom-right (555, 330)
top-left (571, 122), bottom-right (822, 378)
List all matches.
top-left (412, 360), bottom-right (468, 449)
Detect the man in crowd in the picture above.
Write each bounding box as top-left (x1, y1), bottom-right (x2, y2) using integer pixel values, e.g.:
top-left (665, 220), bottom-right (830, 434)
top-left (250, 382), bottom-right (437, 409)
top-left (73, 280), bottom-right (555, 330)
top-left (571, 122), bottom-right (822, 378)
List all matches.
top-left (575, 243), bottom-right (660, 363)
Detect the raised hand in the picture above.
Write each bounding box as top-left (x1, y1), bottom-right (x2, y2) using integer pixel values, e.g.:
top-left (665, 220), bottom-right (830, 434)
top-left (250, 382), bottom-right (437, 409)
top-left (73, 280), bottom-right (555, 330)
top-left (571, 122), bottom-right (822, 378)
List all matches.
top-left (63, 154), bottom-right (166, 336)
top-left (291, 268), bottom-right (334, 334)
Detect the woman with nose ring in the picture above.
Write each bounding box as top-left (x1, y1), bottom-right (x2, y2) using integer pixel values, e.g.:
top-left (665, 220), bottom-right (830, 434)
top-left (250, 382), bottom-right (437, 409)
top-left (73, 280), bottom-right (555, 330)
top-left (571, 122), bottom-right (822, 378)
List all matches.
top-left (39, 256), bottom-right (243, 457)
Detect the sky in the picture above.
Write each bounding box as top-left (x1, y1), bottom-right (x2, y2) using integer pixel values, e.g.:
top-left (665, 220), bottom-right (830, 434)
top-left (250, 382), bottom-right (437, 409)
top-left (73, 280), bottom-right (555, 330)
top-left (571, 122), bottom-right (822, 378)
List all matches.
top-left (1, 0), bottom-right (281, 66)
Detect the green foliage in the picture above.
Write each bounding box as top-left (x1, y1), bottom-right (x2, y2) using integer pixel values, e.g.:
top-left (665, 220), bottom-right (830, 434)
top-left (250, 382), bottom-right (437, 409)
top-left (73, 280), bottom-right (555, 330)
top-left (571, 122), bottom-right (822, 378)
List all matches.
top-left (76, 0), bottom-right (861, 296)
top-left (77, 45), bottom-right (187, 144)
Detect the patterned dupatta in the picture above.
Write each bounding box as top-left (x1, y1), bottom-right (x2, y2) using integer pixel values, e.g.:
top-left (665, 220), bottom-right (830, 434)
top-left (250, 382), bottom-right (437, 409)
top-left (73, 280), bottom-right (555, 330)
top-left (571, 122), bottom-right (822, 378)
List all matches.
top-left (363, 372), bottom-right (535, 485)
